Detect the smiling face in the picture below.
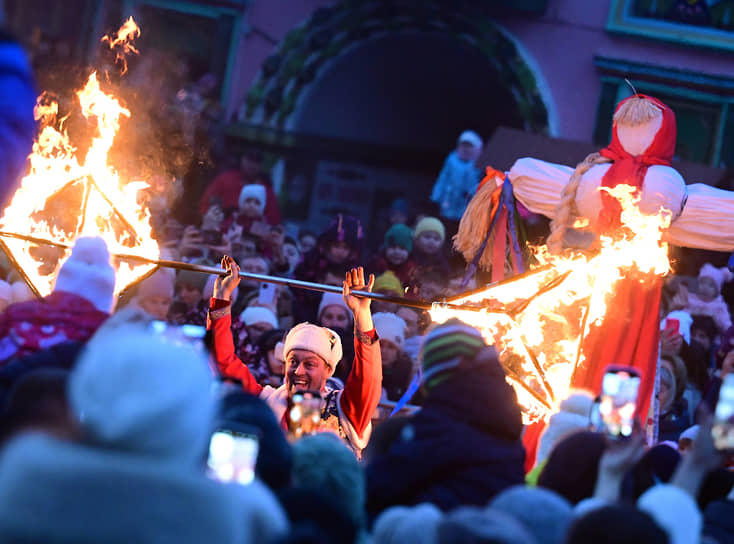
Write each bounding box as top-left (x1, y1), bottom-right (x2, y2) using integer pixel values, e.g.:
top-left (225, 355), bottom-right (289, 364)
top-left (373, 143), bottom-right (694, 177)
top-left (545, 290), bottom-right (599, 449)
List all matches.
top-left (285, 348), bottom-right (332, 394)
top-left (385, 245), bottom-right (409, 266)
top-left (415, 231), bottom-right (443, 255)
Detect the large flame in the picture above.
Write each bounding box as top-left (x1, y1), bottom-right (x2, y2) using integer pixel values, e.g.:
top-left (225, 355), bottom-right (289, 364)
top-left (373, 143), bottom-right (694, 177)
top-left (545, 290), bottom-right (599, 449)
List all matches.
top-left (0, 17), bottom-right (158, 296)
top-left (432, 185), bottom-right (672, 422)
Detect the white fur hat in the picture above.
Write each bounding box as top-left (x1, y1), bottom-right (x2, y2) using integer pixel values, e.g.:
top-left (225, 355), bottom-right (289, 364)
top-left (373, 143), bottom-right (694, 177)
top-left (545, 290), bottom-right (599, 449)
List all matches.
top-left (458, 130), bottom-right (482, 149)
top-left (238, 184), bottom-right (267, 215)
top-left (317, 292), bottom-right (350, 320)
top-left (53, 237), bottom-right (116, 313)
top-left (241, 306), bottom-right (278, 329)
top-left (0, 279), bottom-right (11, 303)
top-left (535, 391), bottom-right (594, 467)
top-left (373, 312), bottom-right (407, 349)
top-left (698, 263), bottom-right (734, 291)
top-left (70, 330), bottom-right (215, 463)
top-left (284, 322), bottom-right (342, 370)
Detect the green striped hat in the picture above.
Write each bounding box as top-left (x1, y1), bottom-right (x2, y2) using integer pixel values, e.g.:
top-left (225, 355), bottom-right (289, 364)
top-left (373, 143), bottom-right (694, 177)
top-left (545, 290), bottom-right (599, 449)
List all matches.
top-left (420, 318), bottom-right (486, 390)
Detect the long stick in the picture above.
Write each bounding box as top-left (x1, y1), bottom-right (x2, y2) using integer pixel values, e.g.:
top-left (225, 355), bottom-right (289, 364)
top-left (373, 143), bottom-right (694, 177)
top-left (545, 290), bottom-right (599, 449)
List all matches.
top-left (0, 231), bottom-right (481, 313)
top-left (0, 239), bottom-right (42, 299)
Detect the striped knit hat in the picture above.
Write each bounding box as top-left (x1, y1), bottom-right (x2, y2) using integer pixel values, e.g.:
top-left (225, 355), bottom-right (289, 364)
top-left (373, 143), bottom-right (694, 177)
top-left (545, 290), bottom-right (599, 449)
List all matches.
top-left (420, 318), bottom-right (486, 390)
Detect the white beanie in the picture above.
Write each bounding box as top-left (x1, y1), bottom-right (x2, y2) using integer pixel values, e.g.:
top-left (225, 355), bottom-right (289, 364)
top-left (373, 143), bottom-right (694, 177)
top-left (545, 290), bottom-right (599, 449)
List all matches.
top-left (373, 312), bottom-right (406, 350)
top-left (317, 292), bottom-right (350, 320)
top-left (284, 322), bottom-right (342, 370)
top-left (70, 330), bottom-right (215, 464)
top-left (53, 237), bottom-right (116, 313)
top-left (241, 306), bottom-right (278, 329)
top-left (0, 279), bottom-right (11, 303)
top-left (535, 391), bottom-right (594, 467)
top-left (458, 130), bottom-right (482, 149)
top-left (238, 184), bottom-right (267, 215)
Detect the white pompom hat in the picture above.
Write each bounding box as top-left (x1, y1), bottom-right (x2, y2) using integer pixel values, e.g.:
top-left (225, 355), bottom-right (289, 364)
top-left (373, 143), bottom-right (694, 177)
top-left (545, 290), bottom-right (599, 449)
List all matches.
top-left (238, 184), bottom-right (267, 215)
top-left (283, 322), bottom-right (342, 370)
top-left (53, 237), bottom-right (116, 313)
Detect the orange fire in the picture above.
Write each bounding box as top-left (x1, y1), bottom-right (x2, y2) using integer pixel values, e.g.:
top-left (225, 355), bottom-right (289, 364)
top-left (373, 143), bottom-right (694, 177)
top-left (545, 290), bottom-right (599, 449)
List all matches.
top-left (0, 17), bottom-right (158, 296)
top-left (431, 185), bottom-right (672, 422)
top-left (101, 16), bottom-right (141, 74)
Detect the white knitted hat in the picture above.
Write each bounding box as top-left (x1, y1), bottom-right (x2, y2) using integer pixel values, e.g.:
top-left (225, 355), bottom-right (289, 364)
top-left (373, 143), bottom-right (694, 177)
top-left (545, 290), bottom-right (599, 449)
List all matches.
top-left (53, 237), bottom-right (116, 313)
top-left (284, 322), bottom-right (342, 370)
top-left (373, 312), bottom-right (406, 349)
top-left (238, 184), bottom-right (267, 215)
top-left (241, 306), bottom-right (278, 329)
top-left (458, 130), bottom-right (482, 149)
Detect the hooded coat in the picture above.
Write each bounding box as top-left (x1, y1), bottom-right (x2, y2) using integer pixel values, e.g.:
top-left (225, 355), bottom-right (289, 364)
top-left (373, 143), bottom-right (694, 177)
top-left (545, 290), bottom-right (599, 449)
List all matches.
top-left (366, 351), bottom-right (525, 516)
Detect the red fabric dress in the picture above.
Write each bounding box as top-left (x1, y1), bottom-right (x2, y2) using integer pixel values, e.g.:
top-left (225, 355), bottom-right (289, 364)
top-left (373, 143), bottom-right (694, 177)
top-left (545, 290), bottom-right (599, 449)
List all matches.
top-left (571, 94), bottom-right (676, 422)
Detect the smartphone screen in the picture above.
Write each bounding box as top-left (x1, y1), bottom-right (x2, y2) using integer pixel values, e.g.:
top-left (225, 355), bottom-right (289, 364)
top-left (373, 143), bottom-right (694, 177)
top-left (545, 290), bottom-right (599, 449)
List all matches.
top-left (287, 391), bottom-right (323, 439)
top-left (664, 317), bottom-right (680, 335)
top-left (712, 374), bottom-right (734, 451)
top-left (596, 367), bottom-right (640, 438)
top-left (207, 429), bottom-right (259, 485)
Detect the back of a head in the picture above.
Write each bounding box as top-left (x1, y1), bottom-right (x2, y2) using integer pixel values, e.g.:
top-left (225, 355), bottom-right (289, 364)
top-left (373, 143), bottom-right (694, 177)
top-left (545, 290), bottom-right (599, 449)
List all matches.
top-left (537, 431), bottom-right (606, 505)
top-left (625, 444), bottom-right (681, 501)
top-left (278, 486), bottom-right (358, 544)
top-left (292, 433), bottom-right (366, 530)
top-left (372, 504), bottom-right (442, 544)
top-left (69, 329), bottom-right (214, 464)
top-left (437, 507), bottom-right (537, 544)
top-left (565, 505), bottom-right (669, 544)
top-left (0, 368), bottom-right (74, 445)
top-left (490, 486), bottom-right (572, 544)
top-left (219, 389), bottom-right (292, 490)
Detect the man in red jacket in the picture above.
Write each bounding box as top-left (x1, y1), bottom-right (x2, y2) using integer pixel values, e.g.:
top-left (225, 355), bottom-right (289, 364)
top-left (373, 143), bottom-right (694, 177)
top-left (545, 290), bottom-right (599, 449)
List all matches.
top-left (208, 256), bottom-right (382, 456)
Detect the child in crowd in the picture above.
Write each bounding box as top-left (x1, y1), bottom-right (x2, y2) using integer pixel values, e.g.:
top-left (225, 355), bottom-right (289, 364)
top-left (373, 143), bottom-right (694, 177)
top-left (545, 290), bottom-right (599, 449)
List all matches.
top-left (317, 292), bottom-right (352, 332)
top-left (430, 130), bottom-right (483, 223)
top-left (415, 269), bottom-right (448, 303)
top-left (372, 312), bottom-right (413, 402)
top-left (684, 263), bottom-right (733, 335)
top-left (247, 328), bottom-right (286, 388)
top-left (371, 271), bottom-right (404, 314)
top-left (170, 270), bottom-right (209, 322)
top-left (368, 224), bottom-right (416, 288)
top-left (396, 306), bottom-right (426, 367)
top-left (130, 270), bottom-right (175, 321)
top-left (411, 217), bottom-right (450, 277)
top-left (298, 228), bottom-right (317, 255)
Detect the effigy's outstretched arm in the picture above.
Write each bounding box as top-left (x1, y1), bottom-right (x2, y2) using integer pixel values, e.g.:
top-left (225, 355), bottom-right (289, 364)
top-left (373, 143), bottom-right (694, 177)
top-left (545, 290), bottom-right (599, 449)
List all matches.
top-left (509, 157), bottom-right (573, 220)
top-left (666, 183), bottom-right (734, 252)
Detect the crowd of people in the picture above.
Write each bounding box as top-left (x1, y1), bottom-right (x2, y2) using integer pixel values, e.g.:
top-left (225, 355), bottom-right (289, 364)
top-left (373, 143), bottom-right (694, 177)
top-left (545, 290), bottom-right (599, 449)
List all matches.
top-left (0, 126), bottom-right (731, 542)
top-left (0, 23), bottom-right (732, 538)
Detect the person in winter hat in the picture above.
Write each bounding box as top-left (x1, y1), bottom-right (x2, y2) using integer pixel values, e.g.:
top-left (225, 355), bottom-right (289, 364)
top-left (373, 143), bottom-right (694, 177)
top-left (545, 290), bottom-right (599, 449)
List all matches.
top-left (373, 312), bottom-right (413, 402)
top-left (0, 237), bottom-right (114, 365)
top-left (431, 130), bottom-right (483, 222)
top-left (0, 327), bottom-right (289, 544)
top-left (372, 503), bottom-right (442, 544)
top-left (371, 270), bottom-right (404, 314)
top-left (368, 224), bottom-right (416, 288)
top-left (533, 391), bottom-right (594, 469)
top-left (208, 256), bottom-right (382, 457)
top-left (367, 319), bottom-right (525, 516)
top-left (489, 486), bottom-right (573, 544)
top-left (317, 291), bottom-right (352, 332)
top-left (412, 217), bottom-right (450, 278)
top-left (684, 263), bottom-right (733, 335)
top-left (129, 269), bottom-right (175, 320)
top-left (437, 506), bottom-right (537, 544)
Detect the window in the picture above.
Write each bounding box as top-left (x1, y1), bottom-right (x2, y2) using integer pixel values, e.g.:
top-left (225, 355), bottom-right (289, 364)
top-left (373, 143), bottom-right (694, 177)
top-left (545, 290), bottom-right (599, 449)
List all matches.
top-left (608, 0), bottom-right (734, 52)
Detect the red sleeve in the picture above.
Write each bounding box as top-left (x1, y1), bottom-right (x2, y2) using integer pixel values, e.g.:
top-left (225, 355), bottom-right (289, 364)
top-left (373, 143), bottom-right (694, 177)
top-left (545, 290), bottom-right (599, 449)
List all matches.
top-left (339, 328), bottom-right (382, 438)
top-left (207, 298), bottom-right (263, 395)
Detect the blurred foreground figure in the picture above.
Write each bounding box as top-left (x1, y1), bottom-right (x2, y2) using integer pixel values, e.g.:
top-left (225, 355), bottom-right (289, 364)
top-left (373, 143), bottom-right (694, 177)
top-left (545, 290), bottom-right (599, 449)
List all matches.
top-left (0, 326), bottom-right (288, 543)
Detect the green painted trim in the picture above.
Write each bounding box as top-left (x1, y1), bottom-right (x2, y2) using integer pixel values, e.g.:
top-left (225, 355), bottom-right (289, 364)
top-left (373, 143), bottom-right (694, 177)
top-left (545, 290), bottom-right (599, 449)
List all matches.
top-left (221, 15), bottom-right (241, 106)
top-left (598, 73), bottom-right (734, 106)
top-left (127, 0), bottom-right (241, 17)
top-left (712, 102), bottom-right (729, 166)
top-left (595, 55), bottom-right (734, 94)
top-left (607, 0), bottom-right (734, 53)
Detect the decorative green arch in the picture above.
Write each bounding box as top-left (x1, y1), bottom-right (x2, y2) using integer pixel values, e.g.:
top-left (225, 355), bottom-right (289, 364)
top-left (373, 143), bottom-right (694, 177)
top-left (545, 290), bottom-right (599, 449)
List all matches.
top-left (242, 1), bottom-right (550, 133)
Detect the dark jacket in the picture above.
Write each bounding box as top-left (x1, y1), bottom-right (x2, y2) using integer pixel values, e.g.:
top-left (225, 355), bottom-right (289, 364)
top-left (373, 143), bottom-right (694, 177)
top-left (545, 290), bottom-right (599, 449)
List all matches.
top-left (366, 353), bottom-right (525, 517)
top-left (704, 500), bottom-right (734, 544)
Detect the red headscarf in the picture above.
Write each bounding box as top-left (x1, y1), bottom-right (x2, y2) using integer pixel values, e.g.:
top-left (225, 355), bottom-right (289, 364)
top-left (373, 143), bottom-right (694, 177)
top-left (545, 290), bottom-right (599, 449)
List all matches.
top-left (597, 94), bottom-right (676, 232)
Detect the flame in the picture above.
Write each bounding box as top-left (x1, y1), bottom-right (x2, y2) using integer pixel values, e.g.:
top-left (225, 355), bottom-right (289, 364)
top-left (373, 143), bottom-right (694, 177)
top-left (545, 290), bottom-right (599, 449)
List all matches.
top-left (101, 16), bottom-right (140, 74)
top-left (432, 185), bottom-right (672, 422)
top-left (0, 17), bottom-right (158, 296)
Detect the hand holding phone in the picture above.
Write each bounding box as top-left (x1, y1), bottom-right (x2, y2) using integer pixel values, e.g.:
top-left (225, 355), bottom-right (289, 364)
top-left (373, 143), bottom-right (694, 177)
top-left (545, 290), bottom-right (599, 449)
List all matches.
top-left (207, 426), bottom-right (260, 485)
top-left (593, 365), bottom-right (641, 439)
top-left (287, 391), bottom-right (323, 439)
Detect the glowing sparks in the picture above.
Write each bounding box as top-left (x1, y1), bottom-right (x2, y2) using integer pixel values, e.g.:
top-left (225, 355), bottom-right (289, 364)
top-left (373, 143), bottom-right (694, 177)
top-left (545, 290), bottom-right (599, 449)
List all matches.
top-left (432, 185), bottom-right (672, 422)
top-left (101, 16), bottom-right (141, 74)
top-left (0, 18), bottom-right (158, 297)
